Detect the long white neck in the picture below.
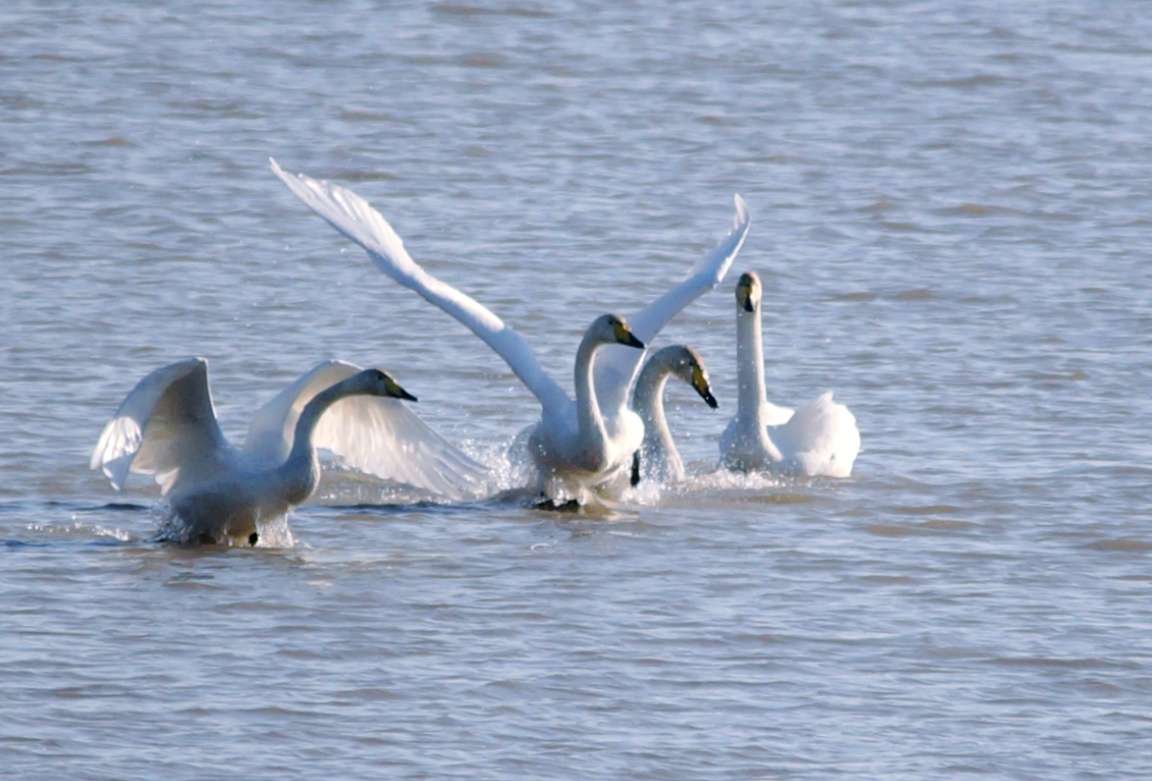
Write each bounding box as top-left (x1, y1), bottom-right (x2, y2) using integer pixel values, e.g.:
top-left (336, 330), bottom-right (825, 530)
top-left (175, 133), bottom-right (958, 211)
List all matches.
top-left (275, 381), bottom-right (353, 504)
top-left (574, 332), bottom-right (609, 466)
top-left (736, 303), bottom-right (768, 428)
top-left (633, 355), bottom-right (682, 479)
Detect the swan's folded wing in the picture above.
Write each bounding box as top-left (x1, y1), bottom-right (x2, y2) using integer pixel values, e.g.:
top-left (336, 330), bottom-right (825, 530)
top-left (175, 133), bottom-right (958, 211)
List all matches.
top-left (270, 159), bottom-right (570, 416)
top-left (90, 358), bottom-right (229, 494)
top-left (770, 392), bottom-right (861, 478)
top-left (312, 394), bottom-right (490, 499)
top-left (595, 194), bottom-right (750, 412)
top-left (242, 360), bottom-right (365, 466)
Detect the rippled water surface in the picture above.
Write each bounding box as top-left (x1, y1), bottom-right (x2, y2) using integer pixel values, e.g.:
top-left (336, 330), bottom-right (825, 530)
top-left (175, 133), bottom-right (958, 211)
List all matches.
top-left (4, 1), bottom-right (1152, 778)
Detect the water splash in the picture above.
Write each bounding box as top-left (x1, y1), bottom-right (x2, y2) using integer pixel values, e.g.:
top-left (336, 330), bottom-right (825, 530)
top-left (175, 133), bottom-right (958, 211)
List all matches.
top-left (152, 503), bottom-right (296, 549)
top-left (23, 520), bottom-right (134, 543)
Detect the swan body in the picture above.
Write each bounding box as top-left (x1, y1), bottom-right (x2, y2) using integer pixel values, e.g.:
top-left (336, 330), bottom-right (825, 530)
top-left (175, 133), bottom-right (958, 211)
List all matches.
top-left (91, 359), bottom-right (485, 543)
top-left (719, 272), bottom-right (861, 477)
top-left (271, 159), bottom-right (750, 501)
top-left (631, 345), bottom-right (718, 484)
top-left (524, 314), bottom-right (647, 497)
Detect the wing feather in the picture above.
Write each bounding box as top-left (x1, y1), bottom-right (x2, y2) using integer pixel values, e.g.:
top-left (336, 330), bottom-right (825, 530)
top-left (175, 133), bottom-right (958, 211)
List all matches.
top-left (90, 358), bottom-right (229, 494)
top-left (594, 194), bottom-right (751, 412)
top-left (270, 159), bottom-right (570, 415)
top-left (243, 360), bottom-right (361, 466)
top-left (244, 360), bottom-right (488, 498)
top-left (313, 394), bottom-right (490, 499)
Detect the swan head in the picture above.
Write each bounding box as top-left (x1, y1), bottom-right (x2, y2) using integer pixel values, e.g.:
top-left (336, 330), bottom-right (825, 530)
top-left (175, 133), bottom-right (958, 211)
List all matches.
top-left (668, 345), bottom-right (719, 409)
top-left (591, 314), bottom-right (645, 350)
top-left (349, 368), bottom-right (418, 402)
top-left (735, 271), bottom-right (761, 313)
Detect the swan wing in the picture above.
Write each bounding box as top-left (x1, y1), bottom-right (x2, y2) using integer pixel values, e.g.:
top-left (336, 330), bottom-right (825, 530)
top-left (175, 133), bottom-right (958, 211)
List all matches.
top-left (242, 360), bottom-right (361, 466)
top-left (770, 392), bottom-right (861, 478)
top-left (270, 159), bottom-right (570, 416)
top-left (90, 358), bottom-right (229, 494)
top-left (244, 360), bottom-right (489, 498)
top-left (595, 194), bottom-right (750, 412)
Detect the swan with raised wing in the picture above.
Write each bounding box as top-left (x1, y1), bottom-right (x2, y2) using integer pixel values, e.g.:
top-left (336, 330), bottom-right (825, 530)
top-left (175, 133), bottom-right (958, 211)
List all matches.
top-left (91, 359), bottom-right (486, 544)
top-left (719, 272), bottom-right (860, 477)
top-left (270, 160), bottom-right (749, 503)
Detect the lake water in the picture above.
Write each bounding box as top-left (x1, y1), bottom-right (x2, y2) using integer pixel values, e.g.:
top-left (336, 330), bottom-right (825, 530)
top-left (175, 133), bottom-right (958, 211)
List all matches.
top-left (3, 1), bottom-right (1151, 778)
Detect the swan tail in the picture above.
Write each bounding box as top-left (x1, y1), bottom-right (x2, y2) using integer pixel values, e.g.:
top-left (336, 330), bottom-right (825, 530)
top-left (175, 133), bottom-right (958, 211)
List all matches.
top-left (772, 392), bottom-right (860, 478)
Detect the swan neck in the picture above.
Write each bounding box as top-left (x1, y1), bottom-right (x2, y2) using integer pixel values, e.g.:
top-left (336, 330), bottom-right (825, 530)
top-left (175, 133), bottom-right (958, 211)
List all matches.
top-left (288, 385), bottom-right (343, 461)
top-left (634, 361), bottom-right (675, 454)
top-left (737, 305), bottom-right (767, 425)
top-left (574, 333), bottom-right (608, 446)
top-left (276, 382), bottom-right (349, 499)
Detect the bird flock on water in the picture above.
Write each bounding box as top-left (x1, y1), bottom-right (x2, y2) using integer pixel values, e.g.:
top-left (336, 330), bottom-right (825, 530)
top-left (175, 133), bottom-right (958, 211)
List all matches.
top-left (90, 161), bottom-right (860, 545)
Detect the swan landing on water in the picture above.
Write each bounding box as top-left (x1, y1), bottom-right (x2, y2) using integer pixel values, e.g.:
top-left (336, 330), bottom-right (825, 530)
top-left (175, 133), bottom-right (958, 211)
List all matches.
top-left (270, 159), bottom-right (750, 504)
top-left (719, 271), bottom-right (861, 478)
top-left (90, 359), bottom-right (487, 544)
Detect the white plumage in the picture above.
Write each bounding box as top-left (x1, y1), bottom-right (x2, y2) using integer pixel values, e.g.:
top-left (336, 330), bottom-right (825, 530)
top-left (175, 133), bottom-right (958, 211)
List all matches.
top-left (720, 272), bottom-right (861, 478)
top-left (271, 159), bottom-right (750, 503)
top-left (91, 358), bottom-right (486, 543)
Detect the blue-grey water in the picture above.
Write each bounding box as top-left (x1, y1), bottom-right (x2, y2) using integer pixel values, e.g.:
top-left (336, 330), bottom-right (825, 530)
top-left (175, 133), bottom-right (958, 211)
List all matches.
top-left (3, 2), bottom-right (1152, 778)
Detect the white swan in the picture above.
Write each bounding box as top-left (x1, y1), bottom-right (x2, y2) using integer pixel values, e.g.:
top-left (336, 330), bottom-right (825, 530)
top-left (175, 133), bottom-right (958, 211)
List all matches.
top-left (91, 358), bottom-right (486, 544)
top-left (719, 271), bottom-right (861, 477)
top-left (270, 159), bottom-right (750, 501)
top-left (631, 345), bottom-right (718, 485)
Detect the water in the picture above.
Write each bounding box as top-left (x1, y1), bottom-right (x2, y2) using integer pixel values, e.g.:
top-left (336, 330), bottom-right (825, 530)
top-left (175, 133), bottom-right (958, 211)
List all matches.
top-left (3, 1), bottom-right (1151, 777)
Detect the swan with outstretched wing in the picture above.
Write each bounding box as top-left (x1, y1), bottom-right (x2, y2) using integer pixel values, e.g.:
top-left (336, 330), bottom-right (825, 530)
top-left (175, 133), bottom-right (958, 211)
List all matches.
top-left (271, 159), bottom-right (749, 502)
top-left (91, 358), bottom-right (486, 544)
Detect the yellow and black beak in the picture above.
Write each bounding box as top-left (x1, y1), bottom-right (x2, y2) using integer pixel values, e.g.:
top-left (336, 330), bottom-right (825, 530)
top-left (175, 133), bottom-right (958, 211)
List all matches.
top-left (386, 378), bottom-right (418, 402)
top-left (614, 320), bottom-right (645, 350)
top-left (691, 364), bottom-right (719, 409)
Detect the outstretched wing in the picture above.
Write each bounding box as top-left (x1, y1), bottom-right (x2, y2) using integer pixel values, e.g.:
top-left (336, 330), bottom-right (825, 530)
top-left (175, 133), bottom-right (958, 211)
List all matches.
top-left (90, 358), bottom-right (230, 494)
top-left (770, 392), bottom-right (861, 478)
top-left (243, 360), bottom-right (489, 498)
top-left (594, 194), bottom-right (751, 413)
top-left (270, 159), bottom-right (570, 416)
top-left (243, 360), bottom-right (357, 466)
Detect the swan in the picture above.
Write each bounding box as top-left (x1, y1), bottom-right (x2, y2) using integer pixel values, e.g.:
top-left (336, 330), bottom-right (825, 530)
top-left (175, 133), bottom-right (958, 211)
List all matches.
top-left (90, 358), bottom-right (487, 544)
top-left (630, 345), bottom-right (718, 485)
top-left (270, 159), bottom-right (750, 502)
top-left (719, 271), bottom-right (861, 477)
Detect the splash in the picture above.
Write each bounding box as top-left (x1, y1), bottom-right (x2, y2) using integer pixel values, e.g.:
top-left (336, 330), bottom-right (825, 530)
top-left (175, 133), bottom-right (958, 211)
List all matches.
top-left (620, 463), bottom-right (825, 508)
top-left (152, 503), bottom-right (296, 549)
top-left (24, 519), bottom-right (134, 543)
